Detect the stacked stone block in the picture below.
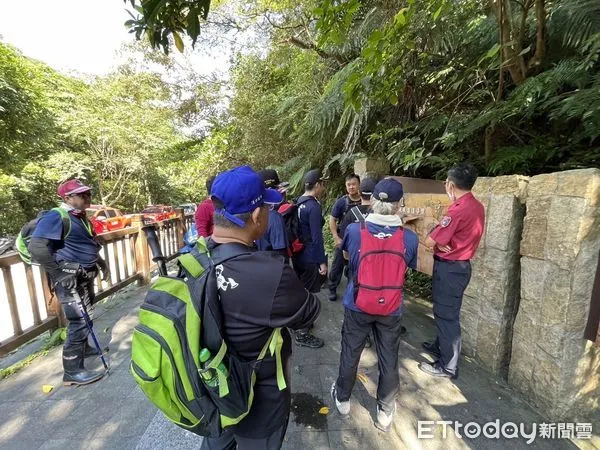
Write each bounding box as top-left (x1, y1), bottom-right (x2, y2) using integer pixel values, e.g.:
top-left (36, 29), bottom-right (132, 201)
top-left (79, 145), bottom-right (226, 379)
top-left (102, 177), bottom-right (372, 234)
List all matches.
top-left (353, 157), bottom-right (390, 180)
top-left (461, 175), bottom-right (528, 376)
top-left (509, 169), bottom-right (600, 420)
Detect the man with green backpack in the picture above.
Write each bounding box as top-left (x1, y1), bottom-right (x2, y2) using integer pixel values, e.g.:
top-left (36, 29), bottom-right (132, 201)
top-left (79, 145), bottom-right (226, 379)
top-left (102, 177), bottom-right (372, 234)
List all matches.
top-left (28, 179), bottom-right (109, 386)
top-left (130, 166), bottom-right (321, 449)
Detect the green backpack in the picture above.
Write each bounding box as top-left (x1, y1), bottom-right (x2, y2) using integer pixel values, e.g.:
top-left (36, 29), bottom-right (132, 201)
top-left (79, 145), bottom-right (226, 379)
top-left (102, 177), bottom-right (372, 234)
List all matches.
top-left (15, 207), bottom-right (71, 264)
top-left (130, 237), bottom-right (287, 437)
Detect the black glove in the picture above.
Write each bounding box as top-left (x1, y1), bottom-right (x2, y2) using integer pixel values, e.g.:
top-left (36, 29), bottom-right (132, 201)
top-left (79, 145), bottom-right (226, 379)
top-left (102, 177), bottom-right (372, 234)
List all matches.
top-left (97, 259), bottom-right (110, 282)
top-left (56, 262), bottom-right (80, 290)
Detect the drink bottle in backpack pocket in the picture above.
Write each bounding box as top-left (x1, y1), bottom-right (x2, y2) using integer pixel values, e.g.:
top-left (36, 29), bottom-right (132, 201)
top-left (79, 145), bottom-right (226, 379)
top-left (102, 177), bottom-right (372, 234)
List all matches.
top-left (199, 348), bottom-right (229, 388)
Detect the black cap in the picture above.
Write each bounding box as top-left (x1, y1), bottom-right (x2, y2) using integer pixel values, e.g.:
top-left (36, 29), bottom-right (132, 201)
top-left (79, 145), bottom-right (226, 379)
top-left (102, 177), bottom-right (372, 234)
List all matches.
top-left (360, 178), bottom-right (377, 196)
top-left (257, 169), bottom-right (281, 189)
top-left (303, 169), bottom-right (329, 186)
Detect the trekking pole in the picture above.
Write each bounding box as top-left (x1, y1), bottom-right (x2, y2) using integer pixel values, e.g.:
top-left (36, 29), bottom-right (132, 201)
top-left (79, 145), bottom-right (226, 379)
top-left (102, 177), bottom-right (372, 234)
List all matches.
top-left (142, 225), bottom-right (168, 277)
top-left (70, 280), bottom-right (109, 372)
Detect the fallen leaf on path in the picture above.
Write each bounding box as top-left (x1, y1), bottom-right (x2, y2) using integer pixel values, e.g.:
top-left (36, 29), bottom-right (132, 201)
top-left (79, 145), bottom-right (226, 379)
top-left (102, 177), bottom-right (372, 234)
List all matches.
top-left (103, 327), bottom-right (110, 333)
top-left (357, 373), bottom-right (368, 384)
top-left (42, 384), bottom-right (54, 393)
top-left (318, 407), bottom-right (329, 415)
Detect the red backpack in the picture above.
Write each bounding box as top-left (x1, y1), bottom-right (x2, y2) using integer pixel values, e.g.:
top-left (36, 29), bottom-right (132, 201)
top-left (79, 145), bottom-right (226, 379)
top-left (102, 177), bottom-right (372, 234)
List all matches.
top-left (355, 222), bottom-right (407, 315)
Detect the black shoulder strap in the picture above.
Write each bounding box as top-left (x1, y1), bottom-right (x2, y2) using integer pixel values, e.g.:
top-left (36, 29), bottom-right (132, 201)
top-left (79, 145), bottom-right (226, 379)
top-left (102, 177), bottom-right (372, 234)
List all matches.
top-left (351, 206), bottom-right (366, 224)
top-left (296, 196), bottom-right (311, 206)
top-left (61, 216), bottom-right (71, 237)
top-left (186, 242), bottom-right (251, 273)
top-left (200, 243), bottom-right (255, 357)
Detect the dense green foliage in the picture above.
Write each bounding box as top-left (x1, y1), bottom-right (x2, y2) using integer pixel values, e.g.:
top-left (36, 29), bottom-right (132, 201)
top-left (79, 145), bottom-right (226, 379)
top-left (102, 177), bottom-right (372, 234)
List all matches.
top-left (0, 43), bottom-right (232, 235)
top-left (124, 0), bottom-right (212, 53)
top-left (229, 0), bottom-right (599, 184)
top-left (131, 0), bottom-right (599, 185)
top-left (2, 0), bottom-right (599, 236)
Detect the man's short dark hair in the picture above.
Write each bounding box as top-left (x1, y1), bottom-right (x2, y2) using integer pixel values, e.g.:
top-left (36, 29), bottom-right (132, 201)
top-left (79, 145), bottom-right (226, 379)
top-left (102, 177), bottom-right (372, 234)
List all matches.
top-left (206, 175), bottom-right (216, 194)
top-left (448, 163), bottom-right (478, 190)
top-left (305, 180), bottom-right (322, 191)
top-left (345, 174), bottom-right (360, 183)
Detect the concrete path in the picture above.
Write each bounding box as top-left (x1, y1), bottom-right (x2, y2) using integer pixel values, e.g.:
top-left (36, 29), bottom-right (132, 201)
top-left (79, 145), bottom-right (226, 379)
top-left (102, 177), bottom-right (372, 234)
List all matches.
top-left (0, 279), bottom-right (595, 449)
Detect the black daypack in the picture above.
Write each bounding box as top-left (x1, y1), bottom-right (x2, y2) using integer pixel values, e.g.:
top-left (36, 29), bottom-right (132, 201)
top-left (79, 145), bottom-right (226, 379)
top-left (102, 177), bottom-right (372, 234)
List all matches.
top-left (277, 197), bottom-right (310, 256)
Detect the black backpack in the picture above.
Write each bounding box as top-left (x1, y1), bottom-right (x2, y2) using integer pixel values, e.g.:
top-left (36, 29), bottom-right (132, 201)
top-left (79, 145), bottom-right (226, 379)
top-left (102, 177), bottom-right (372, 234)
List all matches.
top-left (277, 198), bottom-right (310, 256)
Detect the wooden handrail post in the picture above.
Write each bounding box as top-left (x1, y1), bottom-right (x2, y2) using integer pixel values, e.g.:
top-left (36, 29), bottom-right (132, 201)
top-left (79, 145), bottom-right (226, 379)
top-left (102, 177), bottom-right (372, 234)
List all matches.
top-left (25, 265), bottom-right (42, 326)
top-left (175, 207), bottom-right (185, 250)
top-left (131, 214), bottom-right (151, 285)
top-left (41, 269), bottom-right (66, 327)
top-left (2, 266), bottom-right (22, 336)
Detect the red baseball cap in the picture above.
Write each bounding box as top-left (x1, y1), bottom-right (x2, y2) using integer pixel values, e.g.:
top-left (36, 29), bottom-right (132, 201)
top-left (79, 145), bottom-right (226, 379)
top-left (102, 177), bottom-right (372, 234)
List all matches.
top-left (57, 179), bottom-right (92, 197)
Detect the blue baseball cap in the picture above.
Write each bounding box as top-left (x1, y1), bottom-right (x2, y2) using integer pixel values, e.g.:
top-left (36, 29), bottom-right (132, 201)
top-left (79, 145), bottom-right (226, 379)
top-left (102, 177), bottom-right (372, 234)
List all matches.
top-left (373, 178), bottom-right (404, 203)
top-left (211, 165), bottom-right (283, 227)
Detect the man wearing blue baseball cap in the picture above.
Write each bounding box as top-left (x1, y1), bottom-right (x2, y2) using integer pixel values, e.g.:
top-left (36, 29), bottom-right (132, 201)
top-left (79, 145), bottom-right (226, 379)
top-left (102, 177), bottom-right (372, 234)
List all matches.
top-left (202, 165), bottom-right (322, 449)
top-left (331, 178), bottom-right (418, 432)
top-left (255, 169), bottom-right (289, 259)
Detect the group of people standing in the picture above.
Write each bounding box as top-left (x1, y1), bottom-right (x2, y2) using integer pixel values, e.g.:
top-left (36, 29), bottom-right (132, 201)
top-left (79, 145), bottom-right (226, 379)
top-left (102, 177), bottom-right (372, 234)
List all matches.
top-left (189, 163), bottom-right (484, 448)
top-left (33, 161), bottom-right (484, 450)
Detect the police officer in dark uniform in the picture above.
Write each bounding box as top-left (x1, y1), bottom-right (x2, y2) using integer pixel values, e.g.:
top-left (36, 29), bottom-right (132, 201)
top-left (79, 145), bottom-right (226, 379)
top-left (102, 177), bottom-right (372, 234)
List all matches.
top-left (419, 163), bottom-right (485, 379)
top-left (29, 179), bottom-right (110, 386)
top-left (327, 174), bottom-right (362, 301)
top-left (336, 177), bottom-right (376, 235)
top-left (256, 169), bottom-right (288, 259)
top-left (292, 168), bottom-right (328, 348)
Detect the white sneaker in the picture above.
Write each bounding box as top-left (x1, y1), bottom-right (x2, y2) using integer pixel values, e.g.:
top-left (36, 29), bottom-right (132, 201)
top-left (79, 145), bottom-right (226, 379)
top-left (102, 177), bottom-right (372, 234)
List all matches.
top-left (375, 404), bottom-right (395, 432)
top-left (331, 382), bottom-right (350, 415)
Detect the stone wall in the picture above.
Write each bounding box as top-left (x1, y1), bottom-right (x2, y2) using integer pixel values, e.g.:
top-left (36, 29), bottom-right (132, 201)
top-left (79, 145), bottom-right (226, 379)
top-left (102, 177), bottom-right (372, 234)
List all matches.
top-left (508, 169), bottom-right (600, 420)
top-left (353, 157), bottom-right (390, 180)
top-left (461, 176), bottom-right (528, 376)
top-left (354, 161), bottom-right (600, 420)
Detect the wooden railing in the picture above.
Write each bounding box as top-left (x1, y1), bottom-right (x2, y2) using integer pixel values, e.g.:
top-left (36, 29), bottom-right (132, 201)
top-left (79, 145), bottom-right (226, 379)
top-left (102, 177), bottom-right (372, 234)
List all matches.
top-left (0, 209), bottom-right (193, 355)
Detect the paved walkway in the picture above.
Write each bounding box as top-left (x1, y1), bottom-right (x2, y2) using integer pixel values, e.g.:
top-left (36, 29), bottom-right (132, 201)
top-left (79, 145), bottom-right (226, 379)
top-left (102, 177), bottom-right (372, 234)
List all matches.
top-left (0, 278), bottom-right (595, 449)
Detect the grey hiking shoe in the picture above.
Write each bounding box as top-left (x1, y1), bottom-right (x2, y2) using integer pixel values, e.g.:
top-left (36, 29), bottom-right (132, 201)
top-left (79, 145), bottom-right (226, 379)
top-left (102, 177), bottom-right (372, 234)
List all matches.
top-left (331, 382), bottom-right (350, 415)
top-left (375, 404), bottom-right (396, 432)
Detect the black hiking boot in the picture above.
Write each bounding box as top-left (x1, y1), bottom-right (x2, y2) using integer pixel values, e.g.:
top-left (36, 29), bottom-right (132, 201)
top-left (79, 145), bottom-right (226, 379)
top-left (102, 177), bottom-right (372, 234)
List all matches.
top-left (295, 331), bottom-right (324, 348)
top-left (63, 345), bottom-right (106, 386)
top-left (418, 361), bottom-right (458, 380)
top-left (421, 341), bottom-right (441, 358)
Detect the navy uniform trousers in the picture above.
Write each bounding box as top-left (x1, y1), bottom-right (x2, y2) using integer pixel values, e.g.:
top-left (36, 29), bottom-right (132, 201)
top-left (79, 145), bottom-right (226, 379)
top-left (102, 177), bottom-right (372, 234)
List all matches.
top-left (327, 245), bottom-right (347, 294)
top-left (54, 274), bottom-right (96, 352)
top-left (431, 257), bottom-right (472, 375)
top-left (335, 308), bottom-right (403, 414)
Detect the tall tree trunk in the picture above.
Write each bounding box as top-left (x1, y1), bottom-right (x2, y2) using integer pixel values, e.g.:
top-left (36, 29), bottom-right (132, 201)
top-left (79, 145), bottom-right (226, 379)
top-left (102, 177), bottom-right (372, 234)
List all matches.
top-left (494, 0), bottom-right (527, 85)
top-left (528, 0), bottom-right (546, 71)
